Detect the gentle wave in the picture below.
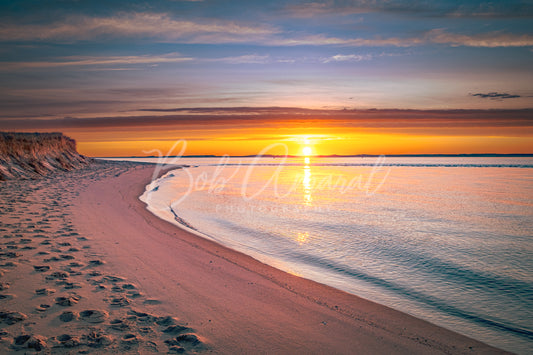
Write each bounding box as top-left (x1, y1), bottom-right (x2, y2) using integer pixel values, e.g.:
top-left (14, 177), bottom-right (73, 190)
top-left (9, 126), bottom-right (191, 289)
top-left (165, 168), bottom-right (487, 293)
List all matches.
top-left (291, 250), bottom-right (533, 340)
top-left (208, 214), bottom-right (533, 340)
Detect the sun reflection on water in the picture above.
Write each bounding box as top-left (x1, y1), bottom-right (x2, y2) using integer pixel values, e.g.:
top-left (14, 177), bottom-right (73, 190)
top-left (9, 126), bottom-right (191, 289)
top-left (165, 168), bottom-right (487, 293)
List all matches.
top-left (296, 231), bottom-right (309, 245)
top-left (303, 161), bottom-right (312, 205)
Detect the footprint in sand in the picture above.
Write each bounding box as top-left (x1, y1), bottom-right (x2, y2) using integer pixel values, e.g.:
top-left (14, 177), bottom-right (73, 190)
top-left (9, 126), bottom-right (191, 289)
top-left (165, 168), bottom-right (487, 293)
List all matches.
top-left (155, 316), bottom-right (176, 327)
top-left (33, 265), bottom-right (51, 272)
top-left (167, 345), bottom-right (186, 353)
top-left (0, 252), bottom-right (21, 258)
top-left (35, 288), bottom-right (55, 296)
top-left (35, 304), bottom-right (51, 312)
top-left (88, 259), bottom-right (104, 266)
top-left (127, 291), bottom-right (143, 298)
top-left (82, 329), bottom-right (113, 348)
top-left (0, 311), bottom-right (27, 325)
top-left (111, 285), bottom-right (124, 293)
top-left (86, 271), bottom-right (102, 277)
top-left (79, 310), bottom-right (108, 323)
top-left (58, 311), bottom-right (77, 322)
top-left (94, 284), bottom-right (107, 291)
top-left (55, 334), bottom-right (80, 348)
top-left (64, 269), bottom-right (82, 276)
top-left (102, 275), bottom-right (124, 283)
top-left (162, 325), bottom-right (190, 335)
top-left (177, 333), bottom-right (202, 345)
top-left (120, 333), bottom-right (139, 350)
top-left (57, 281), bottom-right (82, 290)
top-left (138, 326), bottom-right (153, 334)
top-left (164, 333), bottom-right (202, 351)
top-left (11, 334), bottom-right (47, 351)
top-left (109, 296), bottom-right (130, 307)
top-left (45, 271), bottom-right (69, 280)
top-left (55, 294), bottom-right (81, 306)
top-left (127, 310), bottom-right (156, 324)
top-left (0, 262), bottom-right (16, 268)
top-left (109, 318), bottom-right (130, 331)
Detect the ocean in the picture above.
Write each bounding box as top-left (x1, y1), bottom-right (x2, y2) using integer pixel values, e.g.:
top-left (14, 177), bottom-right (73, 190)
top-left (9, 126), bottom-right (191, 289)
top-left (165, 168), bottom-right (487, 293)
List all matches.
top-left (109, 156), bottom-right (533, 354)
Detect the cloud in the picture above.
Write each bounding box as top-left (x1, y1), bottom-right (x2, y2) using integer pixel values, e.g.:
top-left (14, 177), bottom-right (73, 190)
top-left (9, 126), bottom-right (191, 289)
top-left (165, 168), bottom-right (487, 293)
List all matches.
top-left (0, 12), bottom-right (531, 49)
top-left (267, 31), bottom-right (533, 48)
top-left (208, 54), bottom-right (271, 64)
top-left (471, 92), bottom-right (521, 100)
top-left (2, 108), bottom-right (532, 131)
top-left (286, 0), bottom-right (533, 18)
top-left (0, 53), bottom-right (193, 70)
top-left (426, 29), bottom-right (533, 47)
top-left (286, 0), bottom-right (427, 17)
top-left (446, 1), bottom-right (533, 18)
top-left (267, 34), bottom-right (423, 47)
top-left (322, 54), bottom-right (373, 63)
top-left (0, 53), bottom-right (276, 71)
top-left (0, 12), bottom-right (278, 43)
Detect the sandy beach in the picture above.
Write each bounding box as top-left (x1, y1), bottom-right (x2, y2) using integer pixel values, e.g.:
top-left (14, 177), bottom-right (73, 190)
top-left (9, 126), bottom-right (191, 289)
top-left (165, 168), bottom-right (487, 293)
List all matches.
top-left (0, 160), bottom-right (508, 354)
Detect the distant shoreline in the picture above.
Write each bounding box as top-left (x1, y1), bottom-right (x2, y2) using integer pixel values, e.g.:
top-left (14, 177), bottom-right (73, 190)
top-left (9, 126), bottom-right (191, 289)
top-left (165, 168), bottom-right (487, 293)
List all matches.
top-left (98, 153), bottom-right (533, 158)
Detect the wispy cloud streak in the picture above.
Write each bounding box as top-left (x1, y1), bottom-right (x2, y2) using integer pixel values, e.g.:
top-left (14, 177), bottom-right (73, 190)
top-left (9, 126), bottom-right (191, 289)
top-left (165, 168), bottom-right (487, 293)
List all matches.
top-left (1, 108), bottom-right (532, 130)
top-left (286, 0), bottom-right (533, 18)
top-left (471, 92), bottom-right (521, 100)
top-left (322, 54), bottom-right (373, 63)
top-left (1, 13), bottom-right (531, 48)
top-left (270, 31), bottom-right (533, 48)
top-left (0, 12), bottom-right (277, 43)
top-left (0, 53), bottom-right (192, 69)
top-left (426, 29), bottom-right (533, 48)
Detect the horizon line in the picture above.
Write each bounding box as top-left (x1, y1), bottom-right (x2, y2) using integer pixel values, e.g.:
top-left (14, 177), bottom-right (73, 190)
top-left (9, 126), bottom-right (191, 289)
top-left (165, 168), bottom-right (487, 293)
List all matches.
top-left (96, 153), bottom-right (533, 158)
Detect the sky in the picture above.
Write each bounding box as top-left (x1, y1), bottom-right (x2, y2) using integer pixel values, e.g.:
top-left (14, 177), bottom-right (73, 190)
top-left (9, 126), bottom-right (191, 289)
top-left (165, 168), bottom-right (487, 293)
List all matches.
top-left (0, 0), bottom-right (532, 156)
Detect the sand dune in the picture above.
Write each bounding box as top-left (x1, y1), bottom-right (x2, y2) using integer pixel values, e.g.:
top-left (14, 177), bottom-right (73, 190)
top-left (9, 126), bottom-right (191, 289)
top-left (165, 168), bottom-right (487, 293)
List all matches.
top-left (0, 132), bottom-right (91, 181)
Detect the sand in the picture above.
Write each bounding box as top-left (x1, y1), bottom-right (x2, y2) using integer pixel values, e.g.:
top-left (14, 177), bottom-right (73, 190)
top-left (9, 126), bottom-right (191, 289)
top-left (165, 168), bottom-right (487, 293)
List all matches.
top-left (0, 160), bottom-right (508, 354)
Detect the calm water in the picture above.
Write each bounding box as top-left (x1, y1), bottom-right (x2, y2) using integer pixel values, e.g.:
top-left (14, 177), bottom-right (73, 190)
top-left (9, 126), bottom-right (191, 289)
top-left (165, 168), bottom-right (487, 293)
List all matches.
top-left (123, 156), bottom-right (532, 354)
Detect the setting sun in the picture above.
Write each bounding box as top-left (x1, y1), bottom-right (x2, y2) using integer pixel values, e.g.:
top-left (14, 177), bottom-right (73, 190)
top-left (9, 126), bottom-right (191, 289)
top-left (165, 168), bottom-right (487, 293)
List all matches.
top-left (302, 146), bottom-right (312, 156)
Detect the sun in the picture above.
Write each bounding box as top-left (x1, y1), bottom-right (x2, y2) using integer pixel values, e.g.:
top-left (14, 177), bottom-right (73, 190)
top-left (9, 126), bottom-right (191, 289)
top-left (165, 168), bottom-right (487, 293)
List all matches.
top-left (302, 146), bottom-right (312, 156)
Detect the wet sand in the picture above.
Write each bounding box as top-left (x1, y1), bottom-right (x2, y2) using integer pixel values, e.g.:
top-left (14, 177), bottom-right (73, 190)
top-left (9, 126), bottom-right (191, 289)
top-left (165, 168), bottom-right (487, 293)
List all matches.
top-left (0, 161), bottom-right (507, 354)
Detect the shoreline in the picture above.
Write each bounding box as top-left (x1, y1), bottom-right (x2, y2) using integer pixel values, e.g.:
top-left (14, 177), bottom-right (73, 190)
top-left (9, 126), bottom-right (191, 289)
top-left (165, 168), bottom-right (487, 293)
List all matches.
top-left (0, 161), bottom-right (507, 354)
top-left (75, 161), bottom-right (505, 353)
